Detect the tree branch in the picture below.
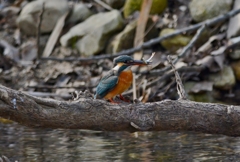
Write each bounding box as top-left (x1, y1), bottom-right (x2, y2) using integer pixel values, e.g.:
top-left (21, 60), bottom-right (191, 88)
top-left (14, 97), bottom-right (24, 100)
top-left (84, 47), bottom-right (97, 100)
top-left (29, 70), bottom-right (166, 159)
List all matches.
top-left (41, 8), bottom-right (240, 62)
top-left (0, 85), bottom-right (240, 136)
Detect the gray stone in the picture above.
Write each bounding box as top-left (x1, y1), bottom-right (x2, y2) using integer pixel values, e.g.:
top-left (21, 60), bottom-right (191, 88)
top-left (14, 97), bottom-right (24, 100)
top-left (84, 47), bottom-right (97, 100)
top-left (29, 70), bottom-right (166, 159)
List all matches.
top-left (209, 66), bottom-right (236, 90)
top-left (107, 20), bottom-right (137, 53)
top-left (107, 18), bottom-right (158, 53)
top-left (67, 3), bottom-right (93, 24)
top-left (17, 0), bottom-right (69, 35)
top-left (189, 0), bottom-right (233, 22)
top-left (227, 0), bottom-right (240, 38)
top-left (1, 6), bottom-right (20, 15)
top-left (60, 10), bottom-right (124, 56)
top-left (229, 49), bottom-right (240, 60)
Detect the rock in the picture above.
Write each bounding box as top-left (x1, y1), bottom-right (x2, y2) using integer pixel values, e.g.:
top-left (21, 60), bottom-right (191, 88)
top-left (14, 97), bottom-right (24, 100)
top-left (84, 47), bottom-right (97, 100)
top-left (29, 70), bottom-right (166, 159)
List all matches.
top-left (123, 0), bottom-right (167, 18)
top-left (107, 18), bottom-right (158, 53)
top-left (67, 3), bottom-right (93, 24)
top-left (103, 0), bottom-right (125, 9)
top-left (60, 10), bottom-right (124, 56)
top-left (159, 28), bottom-right (192, 52)
top-left (231, 61), bottom-right (240, 81)
top-left (1, 6), bottom-right (20, 28)
top-left (107, 20), bottom-right (136, 53)
top-left (209, 66), bottom-right (236, 90)
top-left (17, 0), bottom-right (69, 35)
top-left (189, 0), bottom-right (233, 22)
top-left (227, 0), bottom-right (240, 38)
top-left (184, 81), bottom-right (215, 103)
top-left (229, 49), bottom-right (240, 60)
top-left (1, 6), bottom-right (20, 15)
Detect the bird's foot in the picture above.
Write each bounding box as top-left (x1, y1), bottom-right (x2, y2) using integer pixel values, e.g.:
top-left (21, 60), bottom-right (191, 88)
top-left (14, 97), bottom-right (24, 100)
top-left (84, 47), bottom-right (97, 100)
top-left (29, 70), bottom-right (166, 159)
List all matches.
top-left (119, 94), bottom-right (131, 102)
top-left (108, 98), bottom-right (120, 104)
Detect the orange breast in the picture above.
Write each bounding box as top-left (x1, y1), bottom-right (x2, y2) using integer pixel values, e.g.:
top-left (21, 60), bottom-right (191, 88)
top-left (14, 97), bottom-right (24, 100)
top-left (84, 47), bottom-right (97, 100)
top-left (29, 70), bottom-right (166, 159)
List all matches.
top-left (104, 70), bottom-right (133, 100)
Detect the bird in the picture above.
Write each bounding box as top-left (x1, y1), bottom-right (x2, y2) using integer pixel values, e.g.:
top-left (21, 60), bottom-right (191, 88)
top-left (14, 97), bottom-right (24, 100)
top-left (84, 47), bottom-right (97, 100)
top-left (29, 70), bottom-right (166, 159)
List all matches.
top-left (94, 55), bottom-right (149, 103)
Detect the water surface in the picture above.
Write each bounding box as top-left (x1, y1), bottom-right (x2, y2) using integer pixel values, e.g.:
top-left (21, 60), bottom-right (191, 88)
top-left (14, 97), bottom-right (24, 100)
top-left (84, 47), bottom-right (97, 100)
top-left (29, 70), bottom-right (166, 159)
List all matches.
top-left (1, 122), bottom-right (240, 162)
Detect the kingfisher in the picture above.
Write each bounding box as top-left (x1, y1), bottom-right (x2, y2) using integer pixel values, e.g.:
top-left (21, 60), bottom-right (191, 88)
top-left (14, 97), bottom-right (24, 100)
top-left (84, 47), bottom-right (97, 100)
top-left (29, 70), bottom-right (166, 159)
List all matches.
top-left (94, 55), bottom-right (150, 103)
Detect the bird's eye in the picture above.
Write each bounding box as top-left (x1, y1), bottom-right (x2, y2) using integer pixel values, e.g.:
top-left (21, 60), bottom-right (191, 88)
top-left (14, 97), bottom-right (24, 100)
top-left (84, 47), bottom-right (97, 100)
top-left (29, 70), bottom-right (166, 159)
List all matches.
top-left (125, 60), bottom-right (132, 63)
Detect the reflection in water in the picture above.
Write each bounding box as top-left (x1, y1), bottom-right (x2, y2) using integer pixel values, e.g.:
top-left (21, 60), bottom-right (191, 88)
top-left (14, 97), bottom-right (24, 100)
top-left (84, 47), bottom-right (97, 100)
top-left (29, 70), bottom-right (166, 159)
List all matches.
top-left (1, 122), bottom-right (240, 162)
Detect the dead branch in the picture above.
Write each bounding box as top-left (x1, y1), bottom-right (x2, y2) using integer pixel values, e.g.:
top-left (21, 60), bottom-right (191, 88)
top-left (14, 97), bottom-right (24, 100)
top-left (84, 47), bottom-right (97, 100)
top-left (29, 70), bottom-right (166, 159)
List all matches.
top-left (41, 8), bottom-right (240, 62)
top-left (36, 2), bottom-right (45, 59)
top-left (93, 0), bottom-right (113, 11)
top-left (167, 55), bottom-right (187, 100)
top-left (0, 84), bottom-right (240, 136)
top-left (151, 24), bottom-right (207, 75)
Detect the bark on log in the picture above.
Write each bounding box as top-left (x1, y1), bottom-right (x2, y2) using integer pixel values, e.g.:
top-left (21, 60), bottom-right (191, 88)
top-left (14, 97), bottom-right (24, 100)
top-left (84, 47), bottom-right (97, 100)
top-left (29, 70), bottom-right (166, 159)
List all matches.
top-left (0, 85), bottom-right (239, 136)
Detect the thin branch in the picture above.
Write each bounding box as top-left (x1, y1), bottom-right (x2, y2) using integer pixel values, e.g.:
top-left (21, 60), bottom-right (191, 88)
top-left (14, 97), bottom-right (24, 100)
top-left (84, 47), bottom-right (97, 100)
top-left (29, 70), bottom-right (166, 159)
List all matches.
top-left (93, 0), bottom-right (113, 11)
top-left (167, 55), bottom-right (187, 100)
top-left (41, 8), bottom-right (240, 62)
top-left (124, 65), bottom-right (203, 96)
top-left (42, 10), bottom-right (71, 57)
top-left (36, 2), bottom-right (45, 59)
top-left (0, 155), bottom-right (11, 162)
top-left (173, 24), bottom-right (206, 64)
top-left (150, 24), bottom-right (206, 75)
top-left (27, 85), bottom-right (95, 89)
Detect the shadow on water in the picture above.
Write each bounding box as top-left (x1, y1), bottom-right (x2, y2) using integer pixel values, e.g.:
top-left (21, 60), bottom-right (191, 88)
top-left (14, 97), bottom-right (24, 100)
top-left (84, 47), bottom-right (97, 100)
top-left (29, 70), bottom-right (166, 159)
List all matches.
top-left (1, 122), bottom-right (240, 162)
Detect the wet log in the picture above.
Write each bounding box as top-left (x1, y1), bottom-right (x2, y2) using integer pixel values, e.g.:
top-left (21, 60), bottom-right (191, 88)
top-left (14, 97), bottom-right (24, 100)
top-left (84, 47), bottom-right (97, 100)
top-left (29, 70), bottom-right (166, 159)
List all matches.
top-left (0, 84), bottom-right (239, 136)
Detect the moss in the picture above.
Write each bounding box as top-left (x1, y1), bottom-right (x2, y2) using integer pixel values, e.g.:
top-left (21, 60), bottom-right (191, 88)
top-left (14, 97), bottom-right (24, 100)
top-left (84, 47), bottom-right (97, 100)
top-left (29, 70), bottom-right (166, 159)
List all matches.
top-left (69, 36), bottom-right (81, 49)
top-left (123, 0), bottom-right (167, 18)
top-left (160, 28), bottom-right (192, 52)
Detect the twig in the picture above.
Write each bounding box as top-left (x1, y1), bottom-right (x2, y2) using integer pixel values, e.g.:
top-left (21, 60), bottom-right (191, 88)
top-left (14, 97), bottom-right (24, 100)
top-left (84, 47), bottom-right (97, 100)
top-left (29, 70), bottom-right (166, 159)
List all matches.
top-left (167, 55), bottom-right (187, 100)
top-left (36, 2), bottom-right (45, 59)
top-left (93, 0), bottom-right (113, 11)
top-left (41, 8), bottom-right (240, 62)
top-left (133, 0), bottom-right (152, 99)
top-left (149, 24), bottom-right (206, 75)
top-left (174, 24), bottom-right (206, 64)
top-left (27, 85), bottom-right (96, 89)
top-left (42, 9), bottom-right (71, 57)
top-left (0, 155), bottom-right (11, 162)
top-left (124, 65), bottom-right (203, 96)
top-left (132, 74), bottom-right (137, 100)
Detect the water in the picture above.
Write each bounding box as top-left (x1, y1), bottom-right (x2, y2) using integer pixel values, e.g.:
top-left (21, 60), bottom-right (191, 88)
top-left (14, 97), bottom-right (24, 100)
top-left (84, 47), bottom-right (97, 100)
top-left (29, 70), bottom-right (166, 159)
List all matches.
top-left (1, 122), bottom-right (240, 162)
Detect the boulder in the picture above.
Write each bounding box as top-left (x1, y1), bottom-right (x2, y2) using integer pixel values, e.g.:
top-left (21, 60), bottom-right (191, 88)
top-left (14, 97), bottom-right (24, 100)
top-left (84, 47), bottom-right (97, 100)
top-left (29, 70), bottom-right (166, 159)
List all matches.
top-left (60, 10), bottom-right (124, 56)
top-left (231, 61), bottom-right (240, 81)
top-left (123, 0), bottom-right (167, 18)
top-left (107, 18), bottom-right (158, 53)
top-left (209, 66), bottom-right (236, 90)
top-left (67, 3), bottom-right (93, 24)
top-left (227, 0), bottom-right (240, 38)
top-left (107, 20), bottom-right (137, 53)
top-left (17, 0), bottom-right (69, 35)
top-left (160, 28), bottom-right (192, 52)
top-left (189, 0), bottom-right (233, 22)
top-left (229, 49), bottom-right (240, 60)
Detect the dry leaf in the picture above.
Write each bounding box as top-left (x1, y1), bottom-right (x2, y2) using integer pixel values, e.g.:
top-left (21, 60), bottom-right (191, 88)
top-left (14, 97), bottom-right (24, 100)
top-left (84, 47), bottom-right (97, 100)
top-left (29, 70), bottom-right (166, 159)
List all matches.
top-left (197, 34), bottom-right (225, 53)
top-left (0, 39), bottom-right (19, 62)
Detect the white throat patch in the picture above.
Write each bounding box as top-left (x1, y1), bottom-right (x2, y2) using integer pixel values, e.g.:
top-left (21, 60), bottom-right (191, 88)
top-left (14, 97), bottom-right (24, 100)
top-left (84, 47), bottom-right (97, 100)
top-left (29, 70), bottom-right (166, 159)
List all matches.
top-left (113, 63), bottom-right (123, 71)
